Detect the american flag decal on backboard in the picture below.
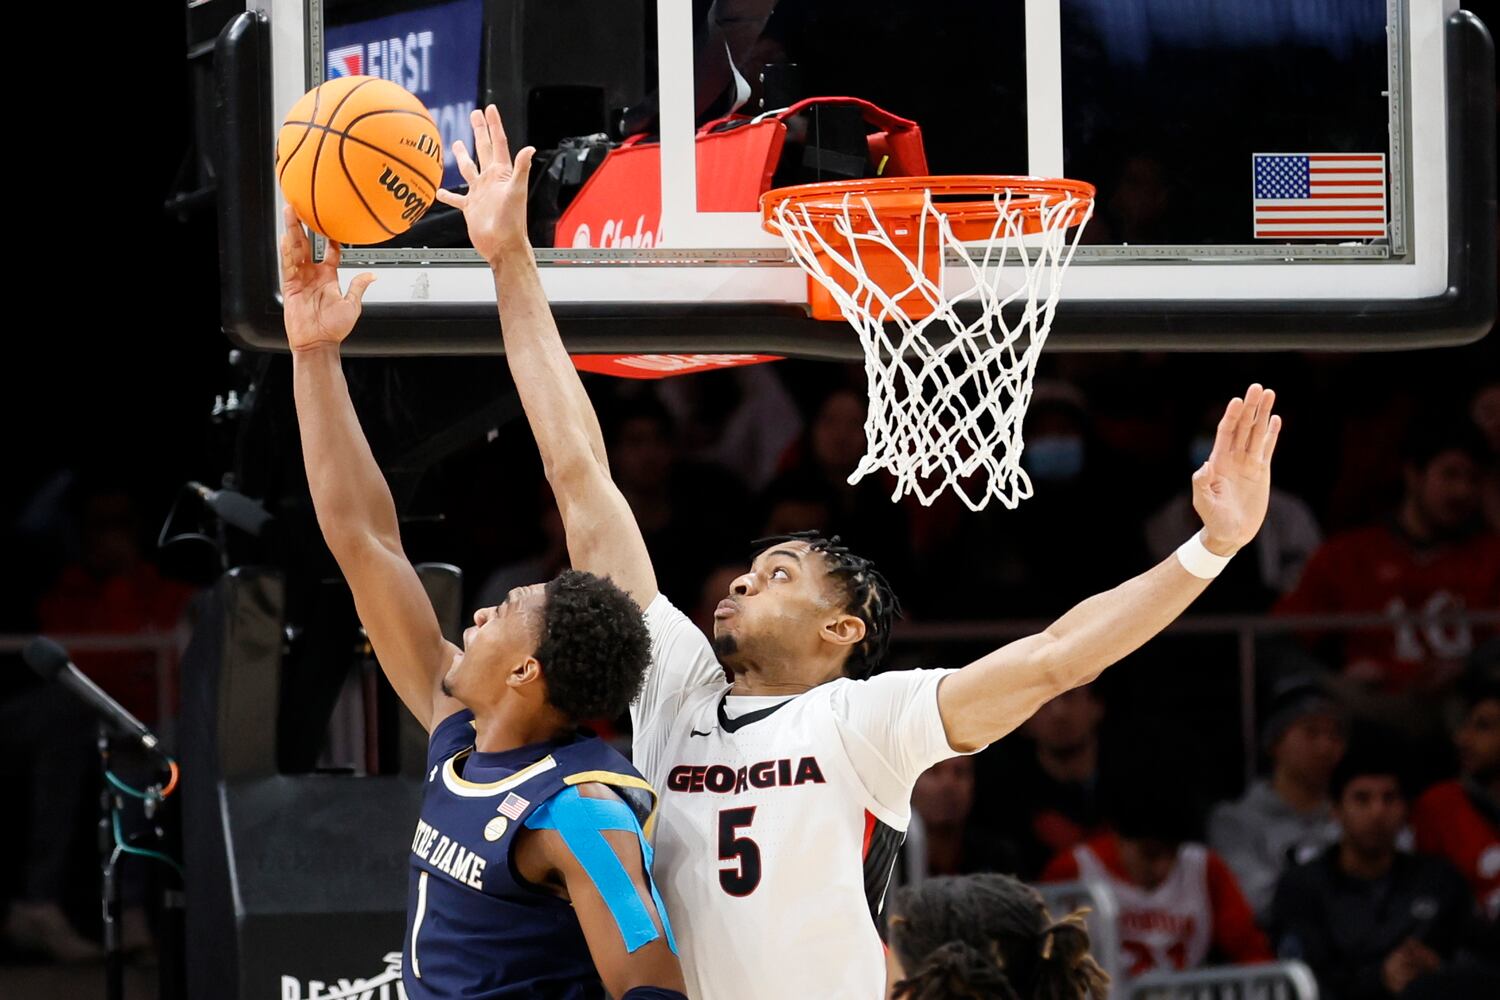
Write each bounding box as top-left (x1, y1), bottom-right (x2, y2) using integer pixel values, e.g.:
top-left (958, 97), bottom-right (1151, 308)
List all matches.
top-left (498, 793), bottom-right (529, 820)
top-left (1252, 153), bottom-right (1386, 239)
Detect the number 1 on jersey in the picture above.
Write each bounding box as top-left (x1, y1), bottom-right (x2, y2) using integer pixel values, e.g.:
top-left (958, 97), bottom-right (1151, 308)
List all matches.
top-left (718, 807), bottom-right (761, 896)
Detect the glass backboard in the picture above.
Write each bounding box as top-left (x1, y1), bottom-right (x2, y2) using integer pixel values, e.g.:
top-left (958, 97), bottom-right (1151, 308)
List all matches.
top-left (216, 0), bottom-right (1495, 355)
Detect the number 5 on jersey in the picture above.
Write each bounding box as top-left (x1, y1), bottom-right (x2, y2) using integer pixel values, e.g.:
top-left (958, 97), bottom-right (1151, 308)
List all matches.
top-left (718, 808), bottom-right (761, 896)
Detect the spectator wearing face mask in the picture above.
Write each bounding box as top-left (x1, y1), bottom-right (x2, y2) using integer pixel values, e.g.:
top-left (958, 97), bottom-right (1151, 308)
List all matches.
top-left (1146, 405), bottom-right (1323, 611)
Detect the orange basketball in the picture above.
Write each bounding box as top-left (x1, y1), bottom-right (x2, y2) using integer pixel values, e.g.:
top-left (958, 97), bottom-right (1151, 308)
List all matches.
top-left (276, 76), bottom-right (444, 246)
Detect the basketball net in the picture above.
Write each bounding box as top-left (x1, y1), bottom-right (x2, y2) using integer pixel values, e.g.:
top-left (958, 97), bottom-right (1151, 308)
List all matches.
top-left (766, 183), bottom-right (1093, 511)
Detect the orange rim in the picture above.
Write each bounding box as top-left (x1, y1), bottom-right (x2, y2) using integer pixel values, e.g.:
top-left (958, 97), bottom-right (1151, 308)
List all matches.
top-left (761, 174), bottom-right (1095, 238)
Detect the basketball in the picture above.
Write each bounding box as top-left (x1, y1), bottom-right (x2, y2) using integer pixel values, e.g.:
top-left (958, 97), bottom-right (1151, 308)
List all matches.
top-left (276, 76), bottom-right (444, 246)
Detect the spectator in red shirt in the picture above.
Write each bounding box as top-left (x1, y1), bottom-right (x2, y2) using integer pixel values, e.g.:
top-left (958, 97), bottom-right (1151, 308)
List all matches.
top-left (35, 489), bottom-right (196, 725)
top-left (1276, 420), bottom-right (1500, 696)
top-left (1411, 680), bottom-right (1500, 921)
top-left (1041, 789), bottom-right (1272, 979)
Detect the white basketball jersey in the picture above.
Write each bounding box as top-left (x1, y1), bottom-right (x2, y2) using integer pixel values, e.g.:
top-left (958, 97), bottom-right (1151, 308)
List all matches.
top-left (1073, 842), bottom-right (1214, 976)
top-left (634, 596), bottom-right (966, 1000)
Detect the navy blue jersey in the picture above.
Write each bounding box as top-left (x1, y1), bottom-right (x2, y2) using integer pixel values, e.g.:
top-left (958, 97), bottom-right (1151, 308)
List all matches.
top-left (403, 710), bottom-right (661, 1000)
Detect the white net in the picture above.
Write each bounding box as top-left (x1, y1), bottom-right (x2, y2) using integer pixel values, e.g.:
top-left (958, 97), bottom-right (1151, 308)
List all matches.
top-left (768, 185), bottom-right (1093, 511)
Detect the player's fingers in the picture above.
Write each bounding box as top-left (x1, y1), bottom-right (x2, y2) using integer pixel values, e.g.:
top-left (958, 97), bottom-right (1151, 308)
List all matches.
top-left (1246, 387), bottom-right (1276, 454)
top-left (1232, 384), bottom-right (1263, 453)
top-left (486, 105), bottom-right (511, 170)
top-left (1260, 414), bottom-right (1283, 465)
top-left (345, 272), bottom-right (376, 308)
top-left (325, 239), bottom-right (342, 270)
top-left (435, 188), bottom-right (467, 210)
top-left (280, 231), bottom-right (299, 276)
top-left (453, 140), bottom-right (478, 186)
top-left (1209, 396), bottom-right (1244, 464)
top-left (512, 146), bottom-right (535, 187)
top-left (470, 109), bottom-right (492, 171)
top-left (282, 206), bottom-right (310, 263)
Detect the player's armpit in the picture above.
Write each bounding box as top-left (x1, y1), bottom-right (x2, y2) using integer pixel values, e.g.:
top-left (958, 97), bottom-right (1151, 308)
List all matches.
top-left (528, 785), bottom-right (686, 995)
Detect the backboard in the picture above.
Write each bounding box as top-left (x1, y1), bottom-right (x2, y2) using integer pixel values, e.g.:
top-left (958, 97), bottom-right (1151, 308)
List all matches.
top-left (217, 0), bottom-right (1495, 357)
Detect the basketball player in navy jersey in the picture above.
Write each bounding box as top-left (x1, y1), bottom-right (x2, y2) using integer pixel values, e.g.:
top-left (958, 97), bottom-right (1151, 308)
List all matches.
top-left (440, 106), bottom-right (1281, 999)
top-left (279, 208), bottom-right (688, 1000)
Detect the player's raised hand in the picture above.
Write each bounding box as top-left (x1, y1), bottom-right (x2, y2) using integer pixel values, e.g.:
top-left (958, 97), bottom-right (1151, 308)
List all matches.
top-left (436, 105), bottom-right (535, 268)
top-left (1192, 384), bottom-right (1282, 555)
top-left (280, 205), bottom-right (375, 353)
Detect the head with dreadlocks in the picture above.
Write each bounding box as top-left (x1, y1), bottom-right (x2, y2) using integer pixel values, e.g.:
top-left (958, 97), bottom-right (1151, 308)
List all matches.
top-left (887, 874), bottom-right (1109, 1000)
top-left (710, 530), bottom-right (900, 687)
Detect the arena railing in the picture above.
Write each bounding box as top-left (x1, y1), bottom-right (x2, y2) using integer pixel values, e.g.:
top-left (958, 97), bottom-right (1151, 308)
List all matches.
top-left (1126, 959), bottom-right (1319, 1000)
top-left (892, 609), bottom-right (1500, 786)
top-left (3, 609), bottom-right (1496, 775)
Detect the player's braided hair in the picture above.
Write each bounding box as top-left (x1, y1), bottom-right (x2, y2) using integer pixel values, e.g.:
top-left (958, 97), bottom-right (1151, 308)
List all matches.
top-left (751, 531), bottom-right (900, 679)
top-left (889, 875), bottom-right (1109, 1000)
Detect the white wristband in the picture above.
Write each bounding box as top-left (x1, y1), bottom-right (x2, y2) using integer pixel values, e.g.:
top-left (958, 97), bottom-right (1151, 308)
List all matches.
top-left (1176, 530), bottom-right (1234, 579)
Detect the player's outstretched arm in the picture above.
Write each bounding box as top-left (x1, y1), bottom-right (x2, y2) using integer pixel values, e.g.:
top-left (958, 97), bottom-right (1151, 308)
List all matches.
top-left (938, 385), bottom-right (1282, 752)
top-left (284, 207), bottom-right (462, 731)
top-left (437, 107), bottom-right (657, 608)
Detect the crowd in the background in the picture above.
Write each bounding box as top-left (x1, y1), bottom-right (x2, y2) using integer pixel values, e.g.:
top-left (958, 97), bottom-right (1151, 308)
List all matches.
top-left (3, 353), bottom-right (1498, 998)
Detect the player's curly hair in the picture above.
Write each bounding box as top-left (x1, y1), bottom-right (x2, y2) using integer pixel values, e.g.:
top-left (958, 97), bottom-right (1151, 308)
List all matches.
top-left (889, 875), bottom-right (1109, 1000)
top-left (751, 531), bottom-right (900, 679)
top-left (533, 569), bottom-right (651, 721)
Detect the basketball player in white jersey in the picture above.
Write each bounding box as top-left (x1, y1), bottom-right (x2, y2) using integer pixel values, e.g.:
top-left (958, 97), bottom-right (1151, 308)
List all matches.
top-left (438, 106), bottom-right (1283, 1000)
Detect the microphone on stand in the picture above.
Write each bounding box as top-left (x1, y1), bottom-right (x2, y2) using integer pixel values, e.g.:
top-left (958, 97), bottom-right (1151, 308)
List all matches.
top-left (21, 637), bottom-right (167, 757)
top-left (187, 480), bottom-right (274, 538)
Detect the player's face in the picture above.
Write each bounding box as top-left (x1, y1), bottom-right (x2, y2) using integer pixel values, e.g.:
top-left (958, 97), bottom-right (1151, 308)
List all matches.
top-left (1274, 713), bottom-right (1346, 790)
top-left (1336, 776), bottom-right (1406, 855)
top-left (443, 585), bottom-right (546, 705)
top-left (1456, 698), bottom-right (1500, 782)
top-left (713, 541), bottom-right (855, 678)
